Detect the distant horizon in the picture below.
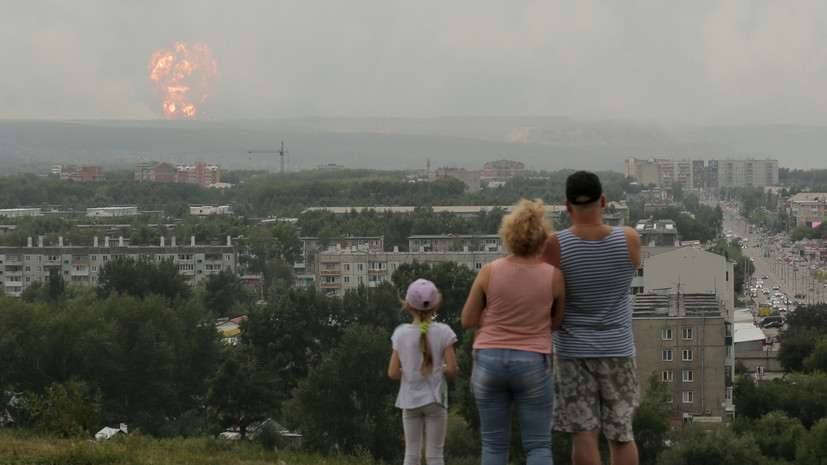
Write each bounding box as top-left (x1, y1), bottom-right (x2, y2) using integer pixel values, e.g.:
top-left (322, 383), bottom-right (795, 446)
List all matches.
top-left (1, 117), bottom-right (825, 172)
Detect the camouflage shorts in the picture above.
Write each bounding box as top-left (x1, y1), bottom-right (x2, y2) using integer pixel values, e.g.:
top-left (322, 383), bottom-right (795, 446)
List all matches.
top-left (552, 356), bottom-right (639, 442)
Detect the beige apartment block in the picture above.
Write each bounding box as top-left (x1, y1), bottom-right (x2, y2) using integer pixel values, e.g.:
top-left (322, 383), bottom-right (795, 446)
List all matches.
top-left (314, 248), bottom-right (507, 297)
top-left (408, 234), bottom-right (503, 253)
top-left (0, 236), bottom-right (237, 296)
top-left (633, 293), bottom-right (734, 423)
top-left (643, 247), bottom-right (735, 313)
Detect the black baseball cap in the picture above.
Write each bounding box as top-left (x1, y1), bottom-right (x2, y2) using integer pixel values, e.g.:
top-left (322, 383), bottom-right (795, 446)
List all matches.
top-left (566, 171), bottom-right (602, 205)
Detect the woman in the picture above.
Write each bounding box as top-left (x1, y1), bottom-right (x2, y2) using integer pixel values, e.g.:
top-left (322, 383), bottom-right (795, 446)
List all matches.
top-left (462, 198), bottom-right (565, 465)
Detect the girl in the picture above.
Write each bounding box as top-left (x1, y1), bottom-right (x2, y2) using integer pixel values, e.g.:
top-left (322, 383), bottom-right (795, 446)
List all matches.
top-left (389, 278), bottom-right (458, 465)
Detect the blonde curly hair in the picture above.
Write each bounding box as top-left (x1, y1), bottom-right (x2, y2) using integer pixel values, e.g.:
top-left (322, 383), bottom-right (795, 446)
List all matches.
top-left (499, 199), bottom-right (553, 257)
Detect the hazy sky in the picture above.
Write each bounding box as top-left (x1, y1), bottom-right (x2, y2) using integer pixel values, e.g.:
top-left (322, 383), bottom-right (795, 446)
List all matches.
top-left (4, 1), bottom-right (827, 125)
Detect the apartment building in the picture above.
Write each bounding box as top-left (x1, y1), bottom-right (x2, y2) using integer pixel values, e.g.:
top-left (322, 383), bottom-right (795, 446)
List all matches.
top-left (55, 165), bottom-right (105, 182)
top-left (134, 161), bottom-right (177, 182)
top-left (314, 248), bottom-right (507, 297)
top-left (635, 219), bottom-right (681, 248)
top-left (408, 234), bottom-right (503, 253)
top-left (134, 161), bottom-right (220, 187)
top-left (0, 236), bottom-right (237, 296)
top-left (712, 159), bottom-right (778, 189)
top-left (624, 157), bottom-right (661, 187)
top-left (642, 247), bottom-right (735, 313)
top-left (177, 162), bottom-right (221, 186)
top-left (481, 159), bottom-right (525, 182)
top-left (658, 160), bottom-right (695, 190)
top-left (625, 158), bottom-right (778, 190)
top-left (293, 236), bottom-right (384, 289)
top-left (633, 293), bottom-right (734, 423)
top-left (787, 192), bottom-right (827, 227)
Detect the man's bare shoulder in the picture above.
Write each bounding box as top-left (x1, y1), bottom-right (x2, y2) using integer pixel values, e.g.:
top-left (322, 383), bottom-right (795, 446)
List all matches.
top-left (621, 226), bottom-right (641, 242)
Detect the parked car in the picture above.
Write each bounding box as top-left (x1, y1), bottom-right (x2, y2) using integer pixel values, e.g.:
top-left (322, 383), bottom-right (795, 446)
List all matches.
top-left (759, 316), bottom-right (784, 328)
top-left (763, 321), bottom-right (784, 329)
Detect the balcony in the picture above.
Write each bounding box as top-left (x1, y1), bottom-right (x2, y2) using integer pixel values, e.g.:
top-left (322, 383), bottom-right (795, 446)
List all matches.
top-left (368, 269), bottom-right (386, 275)
top-left (320, 282), bottom-right (340, 288)
top-left (320, 270), bottom-right (340, 276)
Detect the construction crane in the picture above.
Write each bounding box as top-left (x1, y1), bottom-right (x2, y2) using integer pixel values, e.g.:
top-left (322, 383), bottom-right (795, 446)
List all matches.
top-left (248, 141), bottom-right (289, 176)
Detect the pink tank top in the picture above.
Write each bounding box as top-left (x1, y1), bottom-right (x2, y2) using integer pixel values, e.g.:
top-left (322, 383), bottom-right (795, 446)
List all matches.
top-left (473, 258), bottom-right (556, 354)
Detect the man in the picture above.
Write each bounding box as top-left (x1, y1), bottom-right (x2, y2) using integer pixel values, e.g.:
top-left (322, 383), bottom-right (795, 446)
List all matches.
top-left (543, 171), bottom-right (642, 465)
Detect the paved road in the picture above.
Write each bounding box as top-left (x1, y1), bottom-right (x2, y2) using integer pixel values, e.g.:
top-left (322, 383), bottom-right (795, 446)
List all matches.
top-left (724, 210), bottom-right (822, 308)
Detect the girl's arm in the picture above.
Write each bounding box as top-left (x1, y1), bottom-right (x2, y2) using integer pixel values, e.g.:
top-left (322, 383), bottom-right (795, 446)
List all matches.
top-left (443, 343), bottom-right (458, 376)
top-left (551, 267), bottom-right (565, 331)
top-left (388, 350), bottom-right (402, 380)
top-left (462, 264), bottom-right (491, 329)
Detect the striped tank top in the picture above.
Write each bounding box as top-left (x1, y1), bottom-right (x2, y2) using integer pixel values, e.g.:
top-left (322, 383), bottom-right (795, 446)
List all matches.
top-left (553, 227), bottom-right (636, 358)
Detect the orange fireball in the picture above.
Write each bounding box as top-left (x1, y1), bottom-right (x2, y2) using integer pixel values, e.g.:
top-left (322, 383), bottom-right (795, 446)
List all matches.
top-left (148, 42), bottom-right (220, 119)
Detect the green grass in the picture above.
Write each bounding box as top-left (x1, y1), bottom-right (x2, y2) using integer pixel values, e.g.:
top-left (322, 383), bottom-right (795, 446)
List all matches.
top-left (0, 428), bottom-right (378, 465)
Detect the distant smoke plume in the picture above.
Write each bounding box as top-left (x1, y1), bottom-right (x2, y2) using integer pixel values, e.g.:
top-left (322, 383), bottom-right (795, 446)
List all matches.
top-left (148, 42), bottom-right (220, 119)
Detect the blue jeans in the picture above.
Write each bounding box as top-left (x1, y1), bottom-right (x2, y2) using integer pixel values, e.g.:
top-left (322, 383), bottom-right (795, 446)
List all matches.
top-left (472, 349), bottom-right (554, 465)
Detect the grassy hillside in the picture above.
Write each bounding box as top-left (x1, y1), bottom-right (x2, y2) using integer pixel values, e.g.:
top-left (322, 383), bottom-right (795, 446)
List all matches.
top-left (0, 429), bottom-right (378, 465)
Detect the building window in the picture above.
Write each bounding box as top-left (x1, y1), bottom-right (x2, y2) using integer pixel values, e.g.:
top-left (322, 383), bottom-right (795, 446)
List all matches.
top-left (357, 276), bottom-right (363, 283)
top-left (682, 391), bottom-right (694, 403)
top-left (682, 349), bottom-right (694, 361)
top-left (662, 350), bottom-right (673, 361)
top-left (344, 264), bottom-right (350, 271)
top-left (357, 264), bottom-right (364, 271)
top-left (662, 328), bottom-right (673, 340)
top-left (343, 276), bottom-right (350, 283)
top-left (682, 328), bottom-right (694, 340)
top-left (682, 370), bottom-right (694, 382)
top-left (662, 370), bottom-right (673, 382)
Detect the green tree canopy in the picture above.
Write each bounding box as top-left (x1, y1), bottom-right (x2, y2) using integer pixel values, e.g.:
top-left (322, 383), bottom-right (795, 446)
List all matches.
top-left (656, 423), bottom-right (766, 465)
top-left (97, 257), bottom-right (191, 301)
top-left (287, 325), bottom-right (400, 462)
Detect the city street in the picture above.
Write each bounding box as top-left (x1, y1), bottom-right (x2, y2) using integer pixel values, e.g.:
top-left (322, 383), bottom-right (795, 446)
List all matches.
top-left (723, 207), bottom-right (824, 310)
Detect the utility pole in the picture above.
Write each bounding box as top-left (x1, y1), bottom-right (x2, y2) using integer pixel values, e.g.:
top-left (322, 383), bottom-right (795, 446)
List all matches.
top-left (248, 141), bottom-right (289, 176)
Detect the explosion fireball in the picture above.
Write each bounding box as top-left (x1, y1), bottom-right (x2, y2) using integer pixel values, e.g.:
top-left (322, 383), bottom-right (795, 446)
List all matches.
top-left (148, 42), bottom-right (220, 119)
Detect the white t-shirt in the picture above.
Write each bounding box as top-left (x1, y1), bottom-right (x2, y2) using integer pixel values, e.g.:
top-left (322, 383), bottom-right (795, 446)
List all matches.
top-left (391, 322), bottom-right (457, 409)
